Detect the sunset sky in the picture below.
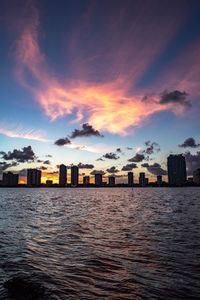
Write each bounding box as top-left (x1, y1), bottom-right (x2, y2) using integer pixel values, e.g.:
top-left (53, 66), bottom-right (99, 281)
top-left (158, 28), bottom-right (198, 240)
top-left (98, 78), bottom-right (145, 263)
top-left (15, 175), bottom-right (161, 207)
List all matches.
top-left (0, 0), bottom-right (200, 183)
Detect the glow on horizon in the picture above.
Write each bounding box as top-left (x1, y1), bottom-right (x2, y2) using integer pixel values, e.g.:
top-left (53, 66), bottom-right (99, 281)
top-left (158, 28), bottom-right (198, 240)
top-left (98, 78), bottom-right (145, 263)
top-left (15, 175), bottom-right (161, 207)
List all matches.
top-left (19, 171), bottom-right (167, 185)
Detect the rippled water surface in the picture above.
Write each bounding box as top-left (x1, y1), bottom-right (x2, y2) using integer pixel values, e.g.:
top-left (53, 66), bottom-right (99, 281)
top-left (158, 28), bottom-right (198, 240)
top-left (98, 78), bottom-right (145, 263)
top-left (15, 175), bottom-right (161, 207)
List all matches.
top-left (0, 187), bottom-right (200, 299)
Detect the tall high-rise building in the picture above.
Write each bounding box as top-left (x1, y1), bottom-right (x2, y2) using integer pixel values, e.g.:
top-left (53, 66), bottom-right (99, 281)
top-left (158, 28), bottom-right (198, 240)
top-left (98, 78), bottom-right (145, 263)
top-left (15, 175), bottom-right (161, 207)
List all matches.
top-left (27, 169), bottom-right (41, 186)
top-left (46, 180), bottom-right (53, 186)
top-left (157, 175), bottom-right (162, 186)
top-left (95, 173), bottom-right (102, 186)
top-left (108, 176), bottom-right (115, 186)
top-left (128, 172), bottom-right (134, 186)
top-left (59, 164), bottom-right (67, 186)
top-left (139, 172), bottom-right (146, 187)
top-left (193, 168), bottom-right (200, 185)
top-left (2, 172), bottom-right (18, 186)
top-left (71, 165), bottom-right (79, 186)
top-left (167, 154), bottom-right (186, 186)
top-left (83, 176), bottom-right (90, 185)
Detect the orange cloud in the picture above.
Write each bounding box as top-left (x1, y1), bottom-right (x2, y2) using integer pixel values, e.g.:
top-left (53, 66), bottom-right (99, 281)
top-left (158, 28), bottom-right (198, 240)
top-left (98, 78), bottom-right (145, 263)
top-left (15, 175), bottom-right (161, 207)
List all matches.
top-left (13, 2), bottom-right (191, 135)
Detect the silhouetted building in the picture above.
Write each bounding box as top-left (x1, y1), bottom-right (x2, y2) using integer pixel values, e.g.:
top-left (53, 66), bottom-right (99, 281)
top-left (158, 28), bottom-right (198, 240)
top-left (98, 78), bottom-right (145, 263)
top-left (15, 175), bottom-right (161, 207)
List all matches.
top-left (108, 176), bottom-right (115, 186)
top-left (157, 175), bottom-right (162, 186)
top-left (187, 177), bottom-right (193, 183)
top-left (139, 172), bottom-right (146, 187)
top-left (59, 164), bottom-right (67, 186)
top-left (167, 154), bottom-right (186, 186)
top-left (95, 173), bottom-right (102, 186)
top-left (145, 178), bottom-right (149, 186)
top-left (71, 165), bottom-right (79, 186)
top-left (46, 180), bottom-right (53, 186)
top-left (128, 172), bottom-right (134, 186)
top-left (27, 169), bottom-right (41, 186)
top-left (2, 172), bottom-right (18, 186)
top-left (193, 168), bottom-right (200, 185)
top-left (83, 176), bottom-right (90, 185)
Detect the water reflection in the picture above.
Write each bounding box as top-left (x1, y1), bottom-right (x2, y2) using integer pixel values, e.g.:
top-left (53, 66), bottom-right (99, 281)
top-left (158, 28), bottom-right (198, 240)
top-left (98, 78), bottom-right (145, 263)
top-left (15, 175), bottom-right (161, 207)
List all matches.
top-left (0, 188), bottom-right (200, 299)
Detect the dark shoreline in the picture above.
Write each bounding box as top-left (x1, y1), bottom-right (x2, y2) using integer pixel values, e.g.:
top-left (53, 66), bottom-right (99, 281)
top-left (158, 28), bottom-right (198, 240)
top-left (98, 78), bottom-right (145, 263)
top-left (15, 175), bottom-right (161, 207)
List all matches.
top-left (0, 185), bottom-right (199, 188)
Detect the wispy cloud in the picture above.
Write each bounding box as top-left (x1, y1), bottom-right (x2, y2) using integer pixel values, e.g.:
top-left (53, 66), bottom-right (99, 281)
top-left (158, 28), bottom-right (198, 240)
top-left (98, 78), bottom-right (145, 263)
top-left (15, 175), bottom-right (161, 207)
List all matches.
top-left (11, 1), bottom-right (194, 135)
top-left (65, 142), bottom-right (113, 154)
top-left (0, 121), bottom-right (50, 142)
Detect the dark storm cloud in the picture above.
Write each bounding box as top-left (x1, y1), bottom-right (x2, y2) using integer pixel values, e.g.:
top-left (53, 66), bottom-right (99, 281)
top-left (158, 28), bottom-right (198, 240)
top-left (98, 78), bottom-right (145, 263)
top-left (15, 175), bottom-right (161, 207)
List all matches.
top-left (43, 160), bottom-right (51, 165)
top-left (39, 166), bottom-right (48, 170)
top-left (141, 163), bottom-right (149, 168)
top-left (121, 163), bottom-right (138, 171)
top-left (103, 152), bottom-right (119, 160)
top-left (46, 171), bottom-right (58, 176)
top-left (70, 123), bottom-right (103, 138)
top-left (128, 153), bottom-right (145, 163)
top-left (96, 157), bottom-right (105, 161)
top-left (114, 174), bottom-right (127, 178)
top-left (78, 163), bottom-right (94, 169)
top-left (143, 141), bottom-right (160, 155)
top-left (141, 162), bottom-right (167, 176)
top-left (179, 137), bottom-right (200, 148)
top-left (0, 161), bottom-right (18, 171)
top-left (106, 166), bottom-right (119, 173)
top-left (90, 170), bottom-right (106, 175)
top-left (0, 146), bottom-right (35, 163)
top-left (54, 137), bottom-right (71, 146)
top-left (184, 151), bottom-right (200, 175)
top-left (37, 159), bottom-right (43, 163)
top-left (160, 90), bottom-right (191, 107)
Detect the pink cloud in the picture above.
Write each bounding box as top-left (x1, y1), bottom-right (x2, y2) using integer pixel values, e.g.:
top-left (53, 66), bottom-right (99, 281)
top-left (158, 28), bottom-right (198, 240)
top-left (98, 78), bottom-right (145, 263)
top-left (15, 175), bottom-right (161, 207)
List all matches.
top-left (12, 1), bottom-right (192, 135)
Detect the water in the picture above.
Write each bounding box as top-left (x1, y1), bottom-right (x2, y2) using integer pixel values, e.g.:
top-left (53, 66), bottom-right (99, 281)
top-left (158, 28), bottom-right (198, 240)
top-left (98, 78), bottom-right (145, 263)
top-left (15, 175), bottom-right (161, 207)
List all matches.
top-left (0, 187), bottom-right (200, 299)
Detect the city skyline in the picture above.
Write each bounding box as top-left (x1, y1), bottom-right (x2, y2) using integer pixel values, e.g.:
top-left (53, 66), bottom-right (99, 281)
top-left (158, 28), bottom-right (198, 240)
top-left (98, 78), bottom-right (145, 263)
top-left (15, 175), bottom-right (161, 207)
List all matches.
top-left (0, 0), bottom-right (200, 184)
top-left (1, 154), bottom-right (200, 187)
top-left (0, 140), bottom-right (200, 184)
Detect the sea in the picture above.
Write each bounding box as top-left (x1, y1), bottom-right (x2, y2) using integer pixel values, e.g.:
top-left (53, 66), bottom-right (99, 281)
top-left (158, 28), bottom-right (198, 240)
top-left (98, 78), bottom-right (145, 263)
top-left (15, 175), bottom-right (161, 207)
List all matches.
top-left (0, 187), bottom-right (200, 300)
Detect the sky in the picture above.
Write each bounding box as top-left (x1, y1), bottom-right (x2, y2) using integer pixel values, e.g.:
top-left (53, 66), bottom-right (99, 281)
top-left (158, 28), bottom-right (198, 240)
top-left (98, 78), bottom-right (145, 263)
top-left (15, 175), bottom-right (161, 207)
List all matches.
top-left (0, 0), bottom-right (200, 184)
